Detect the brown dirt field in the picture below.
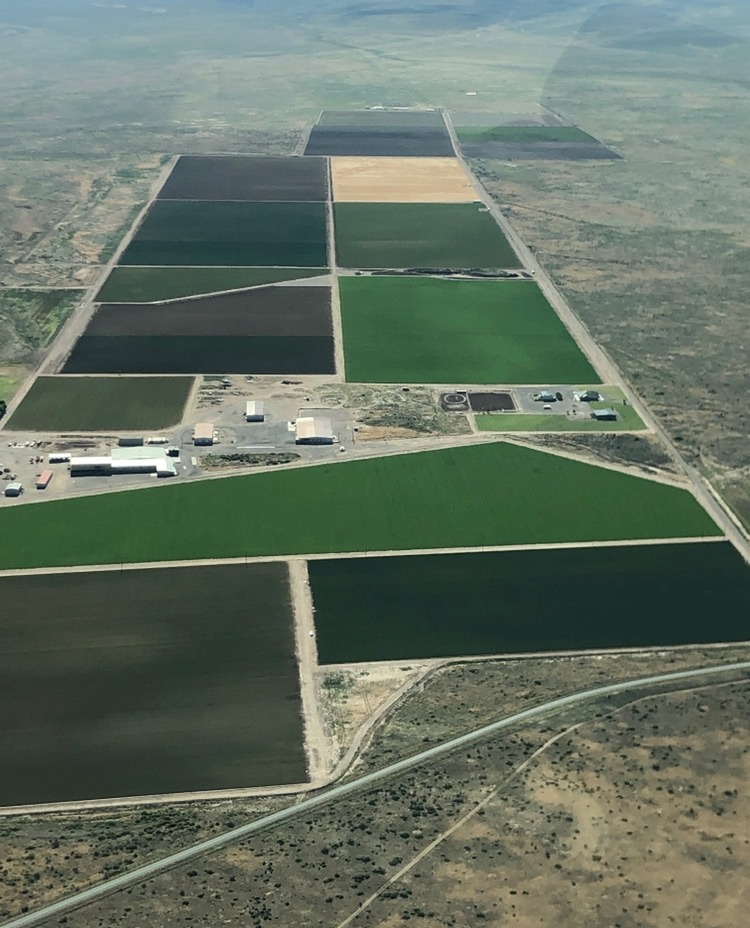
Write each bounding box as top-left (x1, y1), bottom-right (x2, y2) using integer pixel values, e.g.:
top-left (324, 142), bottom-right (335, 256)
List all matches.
top-left (331, 157), bottom-right (479, 203)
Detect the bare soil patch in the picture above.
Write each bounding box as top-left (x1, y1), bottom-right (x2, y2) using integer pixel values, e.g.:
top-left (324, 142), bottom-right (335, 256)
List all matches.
top-left (331, 157), bottom-right (477, 202)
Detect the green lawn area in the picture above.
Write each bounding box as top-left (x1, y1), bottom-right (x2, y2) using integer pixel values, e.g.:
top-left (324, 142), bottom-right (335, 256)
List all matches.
top-left (0, 373), bottom-right (24, 404)
top-left (0, 442), bottom-right (719, 570)
top-left (334, 203), bottom-right (522, 269)
top-left (339, 276), bottom-right (599, 383)
top-left (476, 402), bottom-right (646, 432)
top-left (97, 267), bottom-right (328, 303)
top-left (8, 376), bottom-right (193, 431)
top-left (456, 125), bottom-right (598, 144)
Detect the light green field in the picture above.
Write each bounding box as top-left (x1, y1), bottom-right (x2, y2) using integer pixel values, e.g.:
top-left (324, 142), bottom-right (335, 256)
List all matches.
top-left (339, 276), bottom-right (599, 384)
top-left (477, 402), bottom-right (646, 432)
top-left (96, 267), bottom-right (328, 303)
top-left (8, 376), bottom-right (194, 431)
top-left (0, 374), bottom-right (23, 404)
top-left (0, 441), bottom-right (719, 570)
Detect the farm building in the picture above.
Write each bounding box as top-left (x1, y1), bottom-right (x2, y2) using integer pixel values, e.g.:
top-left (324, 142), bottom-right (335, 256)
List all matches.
top-left (69, 448), bottom-right (176, 477)
top-left (591, 407), bottom-right (618, 421)
top-left (4, 482), bottom-right (23, 497)
top-left (36, 470), bottom-right (53, 490)
top-left (246, 401), bottom-right (264, 422)
top-left (193, 423), bottom-right (215, 446)
top-left (579, 390), bottom-right (601, 402)
top-left (295, 416), bottom-right (334, 445)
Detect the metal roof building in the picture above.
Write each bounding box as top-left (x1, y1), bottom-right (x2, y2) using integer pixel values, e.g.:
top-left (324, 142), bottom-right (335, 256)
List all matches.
top-left (193, 422), bottom-right (215, 445)
top-left (591, 407), bottom-right (618, 421)
top-left (246, 401), bottom-right (264, 422)
top-left (295, 416), bottom-right (334, 445)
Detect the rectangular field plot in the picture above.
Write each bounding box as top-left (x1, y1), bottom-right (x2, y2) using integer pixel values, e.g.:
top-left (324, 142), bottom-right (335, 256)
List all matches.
top-left (339, 277), bottom-right (598, 384)
top-left (318, 111), bottom-right (448, 129)
top-left (7, 376), bottom-right (193, 431)
top-left (157, 155), bottom-right (329, 201)
top-left (309, 543), bottom-right (750, 663)
top-left (334, 203), bottom-right (521, 269)
top-left (86, 287), bottom-right (333, 337)
top-left (305, 126), bottom-right (454, 158)
top-left (0, 563), bottom-right (305, 806)
top-left (331, 157), bottom-right (477, 203)
top-left (0, 442), bottom-right (720, 571)
top-left (62, 335), bottom-right (335, 375)
top-left (63, 286), bottom-right (335, 374)
top-left (119, 201), bottom-right (327, 267)
top-left (96, 267), bottom-right (328, 303)
top-left (456, 125), bottom-right (621, 161)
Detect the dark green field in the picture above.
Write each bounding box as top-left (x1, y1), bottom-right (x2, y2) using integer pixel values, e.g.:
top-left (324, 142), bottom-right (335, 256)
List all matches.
top-left (456, 125), bottom-right (598, 143)
top-left (96, 267), bottom-right (328, 303)
top-left (7, 376), bottom-right (193, 431)
top-left (339, 276), bottom-right (599, 383)
top-left (309, 543), bottom-right (750, 663)
top-left (62, 335), bottom-right (335, 375)
top-left (119, 201), bottom-right (328, 267)
top-left (0, 442), bottom-right (719, 570)
top-left (334, 203), bottom-right (522, 269)
top-left (0, 563), bottom-right (305, 806)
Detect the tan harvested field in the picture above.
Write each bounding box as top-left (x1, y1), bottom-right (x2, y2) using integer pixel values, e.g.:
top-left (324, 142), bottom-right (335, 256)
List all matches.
top-left (330, 157), bottom-right (478, 203)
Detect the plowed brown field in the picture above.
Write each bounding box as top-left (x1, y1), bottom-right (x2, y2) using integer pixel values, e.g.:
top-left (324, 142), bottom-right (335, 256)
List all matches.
top-left (331, 156), bottom-right (478, 202)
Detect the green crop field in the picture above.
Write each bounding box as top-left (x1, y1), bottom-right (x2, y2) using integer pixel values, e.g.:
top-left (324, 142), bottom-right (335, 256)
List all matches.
top-left (97, 267), bottom-right (328, 303)
top-left (0, 563), bottom-right (305, 805)
top-left (334, 203), bottom-right (522, 269)
top-left (456, 125), bottom-right (598, 144)
top-left (120, 201), bottom-right (328, 267)
top-left (309, 543), bottom-right (750, 663)
top-left (0, 442), bottom-right (719, 570)
top-left (476, 402), bottom-right (645, 432)
top-left (339, 276), bottom-right (599, 384)
top-left (8, 376), bottom-right (193, 431)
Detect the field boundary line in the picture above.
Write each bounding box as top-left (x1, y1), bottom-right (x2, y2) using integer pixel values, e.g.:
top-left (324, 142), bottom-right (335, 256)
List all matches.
top-left (3, 661), bottom-right (750, 928)
top-left (290, 558), bottom-right (329, 784)
top-left (0, 535), bottom-right (727, 580)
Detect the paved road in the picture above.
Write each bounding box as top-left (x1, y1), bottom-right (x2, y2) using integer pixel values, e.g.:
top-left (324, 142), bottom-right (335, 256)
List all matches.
top-left (442, 113), bottom-right (750, 566)
top-left (4, 660), bottom-right (749, 928)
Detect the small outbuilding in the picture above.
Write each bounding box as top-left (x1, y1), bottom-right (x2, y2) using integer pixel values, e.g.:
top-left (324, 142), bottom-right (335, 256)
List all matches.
top-left (4, 482), bottom-right (23, 497)
top-left (193, 423), bottom-right (215, 446)
top-left (36, 470), bottom-right (53, 490)
top-left (591, 407), bottom-right (617, 421)
top-left (245, 401), bottom-right (264, 422)
top-left (579, 390), bottom-right (601, 403)
top-left (295, 416), bottom-right (334, 445)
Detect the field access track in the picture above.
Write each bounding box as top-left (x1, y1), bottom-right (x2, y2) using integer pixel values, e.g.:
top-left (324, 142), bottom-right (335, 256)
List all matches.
top-left (339, 276), bottom-right (599, 384)
top-left (310, 542), bottom-right (750, 663)
top-left (96, 267), bottom-right (328, 304)
top-left (0, 563), bottom-right (305, 807)
top-left (0, 442), bottom-right (719, 570)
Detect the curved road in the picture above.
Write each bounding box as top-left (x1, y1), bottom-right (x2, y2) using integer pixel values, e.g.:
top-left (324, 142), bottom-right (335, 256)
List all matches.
top-left (4, 660), bottom-right (750, 928)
